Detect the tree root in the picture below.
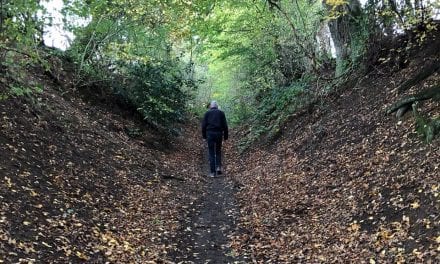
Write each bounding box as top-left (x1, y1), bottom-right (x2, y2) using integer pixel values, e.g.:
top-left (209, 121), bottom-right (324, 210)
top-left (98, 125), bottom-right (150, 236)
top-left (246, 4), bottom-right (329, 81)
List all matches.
top-left (387, 85), bottom-right (440, 117)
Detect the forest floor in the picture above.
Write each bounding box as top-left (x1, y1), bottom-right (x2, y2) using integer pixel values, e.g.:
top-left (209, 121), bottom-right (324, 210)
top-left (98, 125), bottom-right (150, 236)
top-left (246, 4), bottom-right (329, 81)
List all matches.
top-left (0, 61), bottom-right (207, 262)
top-left (166, 149), bottom-right (246, 263)
top-left (0, 55), bottom-right (247, 263)
top-left (0, 35), bottom-right (439, 263)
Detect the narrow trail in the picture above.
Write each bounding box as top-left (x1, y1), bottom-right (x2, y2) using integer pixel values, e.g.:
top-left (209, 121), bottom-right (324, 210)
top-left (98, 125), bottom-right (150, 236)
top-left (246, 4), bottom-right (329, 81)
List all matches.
top-left (167, 146), bottom-right (246, 263)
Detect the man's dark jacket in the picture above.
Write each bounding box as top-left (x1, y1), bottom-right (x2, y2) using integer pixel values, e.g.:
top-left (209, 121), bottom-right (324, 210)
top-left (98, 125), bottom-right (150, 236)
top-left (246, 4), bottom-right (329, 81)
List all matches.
top-left (202, 107), bottom-right (228, 140)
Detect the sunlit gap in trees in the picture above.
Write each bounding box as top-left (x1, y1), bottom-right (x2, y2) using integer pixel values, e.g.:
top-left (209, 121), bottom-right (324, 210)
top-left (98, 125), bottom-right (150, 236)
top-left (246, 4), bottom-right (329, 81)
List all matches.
top-left (42, 0), bottom-right (89, 50)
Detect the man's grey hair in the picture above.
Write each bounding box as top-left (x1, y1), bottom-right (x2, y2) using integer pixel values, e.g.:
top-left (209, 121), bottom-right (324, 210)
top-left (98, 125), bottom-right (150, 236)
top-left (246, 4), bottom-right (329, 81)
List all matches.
top-left (210, 100), bottom-right (218, 108)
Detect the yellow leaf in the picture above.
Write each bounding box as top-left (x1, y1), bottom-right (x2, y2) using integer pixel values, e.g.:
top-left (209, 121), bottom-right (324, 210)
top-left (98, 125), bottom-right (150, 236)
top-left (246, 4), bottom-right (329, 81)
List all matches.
top-left (4, 177), bottom-right (12, 188)
top-left (410, 201), bottom-right (420, 209)
top-left (8, 238), bottom-right (16, 245)
top-left (42, 242), bottom-right (52, 248)
top-left (349, 222), bottom-right (360, 232)
top-left (75, 251), bottom-right (89, 260)
top-left (378, 230), bottom-right (392, 240)
top-left (23, 221), bottom-right (31, 226)
top-left (326, 0), bottom-right (348, 7)
top-left (412, 249), bottom-right (422, 258)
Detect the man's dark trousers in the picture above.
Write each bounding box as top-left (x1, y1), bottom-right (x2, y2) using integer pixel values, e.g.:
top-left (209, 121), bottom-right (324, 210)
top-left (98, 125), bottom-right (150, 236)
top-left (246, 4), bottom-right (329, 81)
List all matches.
top-left (207, 131), bottom-right (222, 174)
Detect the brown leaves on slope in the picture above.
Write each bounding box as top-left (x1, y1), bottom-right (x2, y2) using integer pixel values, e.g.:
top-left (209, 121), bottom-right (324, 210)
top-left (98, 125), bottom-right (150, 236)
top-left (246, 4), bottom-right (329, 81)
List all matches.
top-left (0, 83), bottom-right (203, 262)
top-left (227, 71), bottom-right (439, 262)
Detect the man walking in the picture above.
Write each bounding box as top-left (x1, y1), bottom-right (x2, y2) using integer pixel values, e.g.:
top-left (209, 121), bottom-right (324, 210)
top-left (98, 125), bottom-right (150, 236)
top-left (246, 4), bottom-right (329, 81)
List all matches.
top-left (202, 101), bottom-right (228, 177)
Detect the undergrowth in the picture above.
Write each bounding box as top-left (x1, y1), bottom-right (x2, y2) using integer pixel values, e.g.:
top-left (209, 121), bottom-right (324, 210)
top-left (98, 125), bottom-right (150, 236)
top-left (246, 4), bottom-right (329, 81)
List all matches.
top-left (63, 48), bottom-right (196, 135)
top-left (413, 103), bottom-right (440, 143)
top-left (238, 76), bottom-right (312, 151)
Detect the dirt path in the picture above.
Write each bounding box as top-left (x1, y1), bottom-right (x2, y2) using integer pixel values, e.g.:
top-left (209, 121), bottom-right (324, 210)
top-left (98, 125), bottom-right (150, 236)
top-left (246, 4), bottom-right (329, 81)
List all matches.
top-left (167, 147), bottom-right (246, 263)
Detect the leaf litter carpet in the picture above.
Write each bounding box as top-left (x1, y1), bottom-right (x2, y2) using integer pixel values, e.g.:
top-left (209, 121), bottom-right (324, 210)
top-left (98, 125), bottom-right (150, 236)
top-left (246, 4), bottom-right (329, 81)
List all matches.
top-left (227, 60), bottom-right (439, 262)
top-left (0, 76), bottom-right (244, 262)
top-left (1, 42), bottom-right (440, 263)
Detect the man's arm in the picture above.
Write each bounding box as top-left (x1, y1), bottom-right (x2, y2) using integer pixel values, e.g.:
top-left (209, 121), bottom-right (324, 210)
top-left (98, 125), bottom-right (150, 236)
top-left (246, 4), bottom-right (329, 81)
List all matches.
top-left (201, 113), bottom-right (207, 139)
top-left (222, 112), bottom-right (228, 140)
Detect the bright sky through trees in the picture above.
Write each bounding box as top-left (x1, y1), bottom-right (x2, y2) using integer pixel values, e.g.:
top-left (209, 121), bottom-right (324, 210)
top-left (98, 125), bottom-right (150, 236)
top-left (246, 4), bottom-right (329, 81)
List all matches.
top-left (42, 0), bottom-right (71, 50)
top-left (42, 0), bottom-right (89, 50)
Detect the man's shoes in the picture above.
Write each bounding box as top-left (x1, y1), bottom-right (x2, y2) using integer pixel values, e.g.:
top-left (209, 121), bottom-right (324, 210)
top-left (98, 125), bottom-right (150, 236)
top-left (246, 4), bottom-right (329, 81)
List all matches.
top-left (208, 172), bottom-right (216, 177)
top-left (216, 166), bottom-right (222, 175)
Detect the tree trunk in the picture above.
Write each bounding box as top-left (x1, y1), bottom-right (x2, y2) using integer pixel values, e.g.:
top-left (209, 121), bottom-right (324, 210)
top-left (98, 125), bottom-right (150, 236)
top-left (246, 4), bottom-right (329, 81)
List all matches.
top-left (324, 0), bottom-right (363, 76)
top-left (0, 0), bottom-right (11, 42)
top-left (316, 22), bottom-right (332, 60)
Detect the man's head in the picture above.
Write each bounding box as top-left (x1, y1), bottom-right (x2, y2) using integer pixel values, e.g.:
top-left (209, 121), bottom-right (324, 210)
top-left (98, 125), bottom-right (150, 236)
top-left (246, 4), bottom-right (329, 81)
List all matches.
top-left (209, 100), bottom-right (218, 109)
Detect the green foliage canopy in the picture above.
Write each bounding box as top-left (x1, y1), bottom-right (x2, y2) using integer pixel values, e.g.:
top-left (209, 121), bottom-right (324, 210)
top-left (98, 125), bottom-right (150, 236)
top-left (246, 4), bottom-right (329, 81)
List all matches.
top-left (1, 0), bottom-right (438, 139)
